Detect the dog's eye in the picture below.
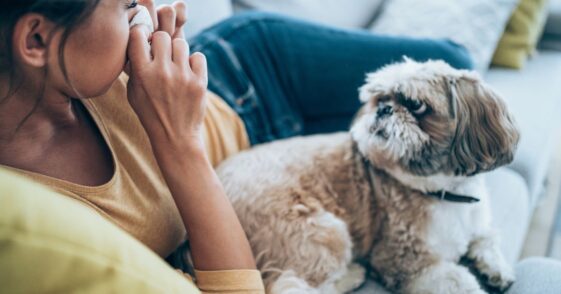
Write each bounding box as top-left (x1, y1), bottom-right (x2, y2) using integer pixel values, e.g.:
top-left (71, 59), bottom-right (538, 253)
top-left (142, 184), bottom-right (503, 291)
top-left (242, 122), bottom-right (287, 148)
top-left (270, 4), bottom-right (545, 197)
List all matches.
top-left (407, 100), bottom-right (427, 115)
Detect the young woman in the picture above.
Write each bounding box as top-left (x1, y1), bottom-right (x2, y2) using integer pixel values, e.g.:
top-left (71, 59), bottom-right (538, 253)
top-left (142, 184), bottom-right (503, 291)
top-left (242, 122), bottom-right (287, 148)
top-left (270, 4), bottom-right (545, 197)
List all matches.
top-left (0, 0), bottom-right (471, 292)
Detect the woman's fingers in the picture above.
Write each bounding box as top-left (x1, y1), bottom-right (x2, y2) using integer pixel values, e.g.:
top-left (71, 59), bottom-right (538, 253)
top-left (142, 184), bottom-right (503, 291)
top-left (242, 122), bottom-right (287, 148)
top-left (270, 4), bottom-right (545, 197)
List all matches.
top-left (172, 1), bottom-right (187, 39)
top-left (128, 25), bottom-right (152, 68)
top-left (190, 52), bottom-right (208, 85)
top-left (157, 4), bottom-right (177, 37)
top-left (136, 0), bottom-right (186, 40)
top-left (152, 31), bottom-right (172, 62)
top-left (172, 38), bottom-right (189, 66)
top-left (138, 0), bottom-right (158, 31)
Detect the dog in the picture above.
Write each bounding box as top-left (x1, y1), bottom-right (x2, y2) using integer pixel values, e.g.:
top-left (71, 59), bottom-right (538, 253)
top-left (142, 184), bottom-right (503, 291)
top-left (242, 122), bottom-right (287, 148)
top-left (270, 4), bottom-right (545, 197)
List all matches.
top-left (216, 59), bottom-right (520, 294)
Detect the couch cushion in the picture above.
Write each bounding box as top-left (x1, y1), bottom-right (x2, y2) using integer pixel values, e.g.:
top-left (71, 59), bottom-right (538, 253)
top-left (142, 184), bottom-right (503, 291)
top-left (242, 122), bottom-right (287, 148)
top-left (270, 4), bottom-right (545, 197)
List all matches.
top-left (0, 168), bottom-right (199, 293)
top-left (491, 0), bottom-right (550, 69)
top-left (486, 51), bottom-right (561, 204)
top-left (544, 0), bottom-right (561, 37)
top-left (506, 257), bottom-right (561, 294)
top-left (369, 0), bottom-right (519, 73)
top-left (541, 0), bottom-right (561, 50)
top-left (161, 0), bottom-right (233, 38)
top-left (233, 0), bottom-right (384, 29)
top-left (486, 168), bottom-right (531, 264)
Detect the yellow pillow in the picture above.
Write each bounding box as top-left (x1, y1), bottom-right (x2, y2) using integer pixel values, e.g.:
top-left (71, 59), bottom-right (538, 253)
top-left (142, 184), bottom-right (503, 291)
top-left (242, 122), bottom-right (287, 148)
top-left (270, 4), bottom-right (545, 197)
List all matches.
top-left (0, 168), bottom-right (199, 293)
top-left (492, 0), bottom-right (549, 69)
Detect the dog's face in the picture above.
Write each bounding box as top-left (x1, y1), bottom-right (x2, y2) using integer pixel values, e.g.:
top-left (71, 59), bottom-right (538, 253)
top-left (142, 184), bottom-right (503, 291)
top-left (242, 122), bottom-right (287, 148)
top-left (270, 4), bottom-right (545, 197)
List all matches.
top-left (351, 59), bottom-right (520, 177)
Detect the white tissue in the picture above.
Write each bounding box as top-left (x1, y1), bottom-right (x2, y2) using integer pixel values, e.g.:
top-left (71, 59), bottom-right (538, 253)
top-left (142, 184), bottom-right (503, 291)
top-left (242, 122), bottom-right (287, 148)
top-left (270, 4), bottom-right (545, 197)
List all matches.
top-left (129, 6), bottom-right (154, 33)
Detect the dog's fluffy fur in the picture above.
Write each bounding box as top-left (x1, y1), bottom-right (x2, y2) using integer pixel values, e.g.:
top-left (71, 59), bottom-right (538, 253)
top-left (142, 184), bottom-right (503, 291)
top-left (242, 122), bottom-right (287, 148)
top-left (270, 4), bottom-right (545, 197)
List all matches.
top-left (216, 59), bottom-right (520, 294)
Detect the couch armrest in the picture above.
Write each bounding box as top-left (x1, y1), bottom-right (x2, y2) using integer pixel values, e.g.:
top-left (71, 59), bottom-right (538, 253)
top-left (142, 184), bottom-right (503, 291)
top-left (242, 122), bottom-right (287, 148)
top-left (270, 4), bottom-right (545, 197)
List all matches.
top-left (506, 258), bottom-right (561, 294)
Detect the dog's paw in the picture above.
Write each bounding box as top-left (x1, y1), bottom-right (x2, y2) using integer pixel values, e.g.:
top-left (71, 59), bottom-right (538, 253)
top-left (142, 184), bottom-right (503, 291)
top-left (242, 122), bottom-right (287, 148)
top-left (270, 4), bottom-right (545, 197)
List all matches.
top-left (479, 262), bottom-right (515, 292)
top-left (334, 263), bottom-right (366, 293)
top-left (270, 270), bottom-right (321, 294)
top-left (407, 262), bottom-right (485, 294)
top-left (468, 235), bottom-right (515, 292)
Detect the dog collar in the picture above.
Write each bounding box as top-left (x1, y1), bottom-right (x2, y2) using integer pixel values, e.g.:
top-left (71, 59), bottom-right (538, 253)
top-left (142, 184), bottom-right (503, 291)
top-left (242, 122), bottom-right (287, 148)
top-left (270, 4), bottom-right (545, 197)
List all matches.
top-left (427, 190), bottom-right (480, 204)
top-left (350, 142), bottom-right (479, 204)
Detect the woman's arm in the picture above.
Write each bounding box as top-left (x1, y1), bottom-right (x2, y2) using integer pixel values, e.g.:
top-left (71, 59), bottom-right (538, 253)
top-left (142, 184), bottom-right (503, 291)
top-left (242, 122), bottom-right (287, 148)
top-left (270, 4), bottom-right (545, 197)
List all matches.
top-left (154, 142), bottom-right (256, 271)
top-left (126, 0), bottom-right (256, 271)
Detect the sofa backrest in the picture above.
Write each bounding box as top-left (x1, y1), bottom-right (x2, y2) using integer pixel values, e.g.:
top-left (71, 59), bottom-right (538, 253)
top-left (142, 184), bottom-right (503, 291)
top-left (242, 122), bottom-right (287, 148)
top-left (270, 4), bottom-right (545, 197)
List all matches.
top-left (162, 0), bottom-right (386, 38)
top-left (157, 0), bottom-right (234, 38)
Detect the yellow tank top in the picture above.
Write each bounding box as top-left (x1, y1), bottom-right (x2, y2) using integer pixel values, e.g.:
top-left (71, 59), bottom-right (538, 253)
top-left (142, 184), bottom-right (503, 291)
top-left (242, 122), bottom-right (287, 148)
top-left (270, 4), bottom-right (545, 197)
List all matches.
top-left (1, 74), bottom-right (250, 257)
top-left (1, 74), bottom-right (263, 292)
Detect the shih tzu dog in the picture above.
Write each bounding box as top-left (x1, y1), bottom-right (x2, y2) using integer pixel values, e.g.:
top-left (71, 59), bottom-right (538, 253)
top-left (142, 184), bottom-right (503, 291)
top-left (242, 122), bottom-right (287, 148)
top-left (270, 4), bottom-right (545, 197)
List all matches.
top-left (216, 59), bottom-right (520, 294)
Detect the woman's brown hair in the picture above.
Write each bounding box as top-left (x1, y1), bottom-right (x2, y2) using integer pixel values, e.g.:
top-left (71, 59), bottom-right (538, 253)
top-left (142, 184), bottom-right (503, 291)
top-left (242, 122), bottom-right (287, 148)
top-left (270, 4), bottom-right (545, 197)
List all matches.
top-left (0, 0), bottom-right (101, 127)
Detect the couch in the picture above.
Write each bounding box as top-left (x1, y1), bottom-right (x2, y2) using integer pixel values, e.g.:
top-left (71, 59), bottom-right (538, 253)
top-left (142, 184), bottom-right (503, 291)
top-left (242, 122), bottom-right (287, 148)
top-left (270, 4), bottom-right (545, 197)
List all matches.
top-left (175, 0), bottom-right (561, 292)
top-left (3, 1), bottom-right (560, 293)
top-left (2, 166), bottom-right (559, 294)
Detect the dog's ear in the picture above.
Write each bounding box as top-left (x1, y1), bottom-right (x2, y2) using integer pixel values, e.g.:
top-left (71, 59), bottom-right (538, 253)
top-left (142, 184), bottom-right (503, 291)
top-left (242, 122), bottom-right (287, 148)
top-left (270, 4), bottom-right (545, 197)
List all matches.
top-left (448, 76), bottom-right (520, 176)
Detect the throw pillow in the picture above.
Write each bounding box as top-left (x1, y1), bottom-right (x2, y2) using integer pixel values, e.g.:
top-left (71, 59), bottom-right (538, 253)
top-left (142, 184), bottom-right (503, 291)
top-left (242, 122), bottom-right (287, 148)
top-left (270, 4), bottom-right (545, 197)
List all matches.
top-left (0, 168), bottom-right (199, 293)
top-left (369, 0), bottom-right (519, 73)
top-left (233, 0), bottom-right (385, 29)
top-left (544, 0), bottom-right (561, 37)
top-left (163, 0), bottom-right (234, 38)
top-left (491, 0), bottom-right (550, 69)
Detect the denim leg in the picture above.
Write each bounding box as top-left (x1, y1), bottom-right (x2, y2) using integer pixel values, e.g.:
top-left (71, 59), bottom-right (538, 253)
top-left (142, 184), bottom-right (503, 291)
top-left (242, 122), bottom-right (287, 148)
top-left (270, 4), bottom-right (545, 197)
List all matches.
top-left (189, 12), bottom-right (473, 144)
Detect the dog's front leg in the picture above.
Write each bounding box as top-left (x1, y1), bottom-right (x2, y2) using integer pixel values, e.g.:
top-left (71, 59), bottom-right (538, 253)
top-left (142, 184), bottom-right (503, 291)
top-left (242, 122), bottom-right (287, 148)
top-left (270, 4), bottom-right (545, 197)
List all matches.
top-left (467, 233), bottom-right (515, 292)
top-left (371, 249), bottom-right (485, 294)
top-left (404, 260), bottom-right (486, 294)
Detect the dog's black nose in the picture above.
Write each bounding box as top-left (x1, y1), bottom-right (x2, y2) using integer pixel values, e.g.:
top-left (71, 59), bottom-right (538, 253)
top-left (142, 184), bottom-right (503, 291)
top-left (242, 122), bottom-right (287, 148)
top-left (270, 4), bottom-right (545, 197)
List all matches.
top-left (377, 105), bottom-right (393, 118)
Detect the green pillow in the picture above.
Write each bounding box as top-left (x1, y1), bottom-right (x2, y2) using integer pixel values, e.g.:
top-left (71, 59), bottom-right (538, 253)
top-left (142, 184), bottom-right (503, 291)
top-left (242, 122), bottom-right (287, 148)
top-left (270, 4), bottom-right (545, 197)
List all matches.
top-left (0, 168), bottom-right (199, 293)
top-left (492, 0), bottom-right (549, 69)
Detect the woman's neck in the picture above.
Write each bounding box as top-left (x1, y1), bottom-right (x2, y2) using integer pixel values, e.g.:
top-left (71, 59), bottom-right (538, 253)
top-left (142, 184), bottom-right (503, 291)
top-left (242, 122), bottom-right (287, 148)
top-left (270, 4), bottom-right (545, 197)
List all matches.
top-left (0, 73), bottom-right (81, 145)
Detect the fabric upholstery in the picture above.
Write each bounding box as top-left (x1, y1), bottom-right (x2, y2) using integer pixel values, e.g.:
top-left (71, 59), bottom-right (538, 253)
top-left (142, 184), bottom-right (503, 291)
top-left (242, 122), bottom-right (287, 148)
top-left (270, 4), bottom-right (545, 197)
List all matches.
top-left (544, 0), bottom-right (561, 36)
top-left (486, 51), bottom-right (561, 205)
top-left (506, 257), bottom-right (561, 294)
top-left (486, 168), bottom-right (530, 264)
top-left (541, 0), bottom-right (561, 50)
top-left (355, 257), bottom-right (561, 293)
top-left (491, 0), bottom-right (550, 69)
top-left (180, 0), bottom-right (234, 38)
top-left (0, 168), bottom-right (199, 293)
top-left (232, 0), bottom-right (384, 29)
top-left (369, 0), bottom-right (519, 72)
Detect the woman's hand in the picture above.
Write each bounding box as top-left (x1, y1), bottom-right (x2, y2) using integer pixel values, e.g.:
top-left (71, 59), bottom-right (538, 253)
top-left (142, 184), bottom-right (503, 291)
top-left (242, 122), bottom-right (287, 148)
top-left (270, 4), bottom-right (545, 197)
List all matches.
top-left (125, 1), bottom-right (258, 272)
top-left (127, 0), bottom-right (207, 151)
top-left (138, 0), bottom-right (187, 39)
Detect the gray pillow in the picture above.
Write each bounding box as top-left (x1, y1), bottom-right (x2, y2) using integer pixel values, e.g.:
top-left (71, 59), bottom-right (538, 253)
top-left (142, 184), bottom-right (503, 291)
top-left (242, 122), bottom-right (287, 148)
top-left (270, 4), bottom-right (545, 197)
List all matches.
top-left (159, 0), bottom-right (233, 38)
top-left (234, 0), bottom-right (385, 29)
top-left (370, 0), bottom-right (519, 72)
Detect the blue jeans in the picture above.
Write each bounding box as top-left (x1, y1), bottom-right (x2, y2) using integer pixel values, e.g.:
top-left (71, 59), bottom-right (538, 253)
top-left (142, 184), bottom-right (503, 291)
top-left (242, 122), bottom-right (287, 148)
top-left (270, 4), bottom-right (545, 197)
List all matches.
top-left (190, 12), bottom-right (473, 145)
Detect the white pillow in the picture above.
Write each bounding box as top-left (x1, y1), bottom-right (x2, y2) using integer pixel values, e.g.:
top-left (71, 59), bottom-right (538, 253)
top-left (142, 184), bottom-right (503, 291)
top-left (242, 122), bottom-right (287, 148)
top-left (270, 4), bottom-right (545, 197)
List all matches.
top-left (370, 0), bottom-right (519, 72)
top-left (234, 0), bottom-right (385, 29)
top-left (157, 0), bottom-right (234, 38)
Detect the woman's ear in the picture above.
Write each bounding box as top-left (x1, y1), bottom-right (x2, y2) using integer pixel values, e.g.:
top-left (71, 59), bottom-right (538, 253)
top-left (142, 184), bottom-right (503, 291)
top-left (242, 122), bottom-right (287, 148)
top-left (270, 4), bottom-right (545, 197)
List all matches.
top-left (12, 13), bottom-right (57, 68)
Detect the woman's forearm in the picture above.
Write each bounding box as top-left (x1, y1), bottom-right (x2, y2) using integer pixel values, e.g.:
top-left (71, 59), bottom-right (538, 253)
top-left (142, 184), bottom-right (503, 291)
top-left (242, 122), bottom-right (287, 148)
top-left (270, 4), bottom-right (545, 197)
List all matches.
top-left (153, 141), bottom-right (256, 271)
top-left (125, 0), bottom-right (255, 272)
